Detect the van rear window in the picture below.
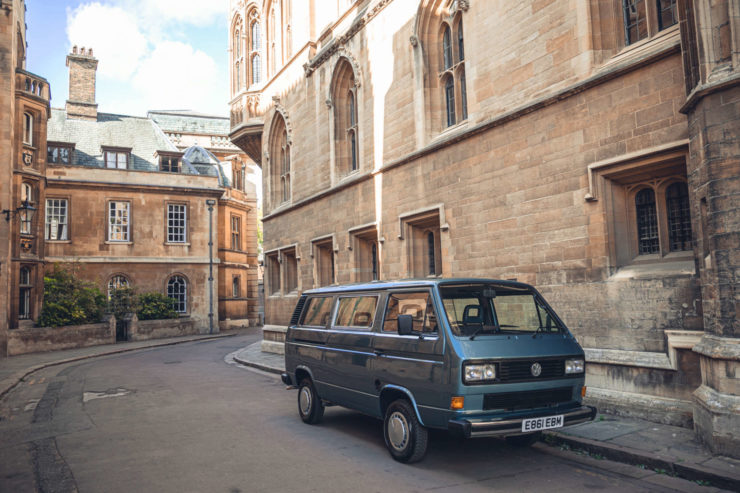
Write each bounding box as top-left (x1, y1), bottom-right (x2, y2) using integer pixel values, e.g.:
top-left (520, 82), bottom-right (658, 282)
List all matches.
top-left (334, 296), bottom-right (377, 328)
top-left (301, 297), bottom-right (333, 327)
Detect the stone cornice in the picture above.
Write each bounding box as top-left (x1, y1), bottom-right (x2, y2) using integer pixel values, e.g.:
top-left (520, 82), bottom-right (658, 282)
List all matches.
top-left (303, 0), bottom-right (393, 77)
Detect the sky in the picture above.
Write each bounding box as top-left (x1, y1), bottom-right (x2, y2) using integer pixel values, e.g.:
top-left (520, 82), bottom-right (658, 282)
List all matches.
top-left (26, 0), bottom-right (230, 117)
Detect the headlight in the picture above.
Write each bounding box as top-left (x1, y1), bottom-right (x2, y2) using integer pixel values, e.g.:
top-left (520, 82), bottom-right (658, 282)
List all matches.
top-left (565, 358), bottom-right (585, 374)
top-left (463, 363), bottom-right (497, 384)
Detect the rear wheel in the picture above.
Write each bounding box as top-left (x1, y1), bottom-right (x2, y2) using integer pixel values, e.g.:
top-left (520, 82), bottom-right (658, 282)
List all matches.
top-left (505, 431), bottom-right (541, 447)
top-left (383, 399), bottom-right (428, 463)
top-left (297, 378), bottom-right (324, 424)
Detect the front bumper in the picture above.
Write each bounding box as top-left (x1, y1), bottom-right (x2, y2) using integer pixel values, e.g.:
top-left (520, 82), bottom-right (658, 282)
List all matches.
top-left (448, 405), bottom-right (596, 438)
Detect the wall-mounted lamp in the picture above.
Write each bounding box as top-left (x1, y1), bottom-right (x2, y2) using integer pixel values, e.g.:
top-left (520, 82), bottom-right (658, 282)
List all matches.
top-left (2, 200), bottom-right (36, 223)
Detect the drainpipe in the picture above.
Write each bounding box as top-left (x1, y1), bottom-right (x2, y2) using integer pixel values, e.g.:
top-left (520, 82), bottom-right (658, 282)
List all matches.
top-left (206, 199), bottom-right (216, 334)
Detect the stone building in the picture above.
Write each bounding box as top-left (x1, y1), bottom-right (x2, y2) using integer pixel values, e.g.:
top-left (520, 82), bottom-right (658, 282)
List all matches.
top-left (148, 110), bottom-right (261, 325)
top-left (0, 0), bottom-right (51, 348)
top-left (228, 1), bottom-right (739, 455)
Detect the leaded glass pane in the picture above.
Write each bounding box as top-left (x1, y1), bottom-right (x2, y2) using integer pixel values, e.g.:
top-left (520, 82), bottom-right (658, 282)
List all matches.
top-left (636, 188), bottom-right (659, 254)
top-left (666, 182), bottom-right (692, 251)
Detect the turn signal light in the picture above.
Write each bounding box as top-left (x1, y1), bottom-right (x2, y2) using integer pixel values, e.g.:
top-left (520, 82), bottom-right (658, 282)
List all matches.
top-left (581, 386), bottom-right (587, 397)
top-left (450, 396), bottom-right (464, 410)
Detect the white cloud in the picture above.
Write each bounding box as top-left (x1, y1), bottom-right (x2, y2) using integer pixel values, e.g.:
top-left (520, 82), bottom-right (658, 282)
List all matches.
top-left (66, 3), bottom-right (148, 79)
top-left (64, 1), bottom-right (228, 115)
top-left (131, 41), bottom-right (227, 114)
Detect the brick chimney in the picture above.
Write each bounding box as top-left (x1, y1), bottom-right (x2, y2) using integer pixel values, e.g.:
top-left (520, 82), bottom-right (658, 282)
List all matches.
top-left (65, 46), bottom-right (98, 121)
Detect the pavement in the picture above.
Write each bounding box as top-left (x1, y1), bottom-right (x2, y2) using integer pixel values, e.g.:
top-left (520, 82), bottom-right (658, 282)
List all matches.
top-left (1, 335), bottom-right (738, 490)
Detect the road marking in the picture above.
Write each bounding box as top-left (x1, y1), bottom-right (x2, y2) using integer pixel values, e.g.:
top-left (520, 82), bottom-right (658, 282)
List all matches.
top-left (83, 388), bottom-right (132, 403)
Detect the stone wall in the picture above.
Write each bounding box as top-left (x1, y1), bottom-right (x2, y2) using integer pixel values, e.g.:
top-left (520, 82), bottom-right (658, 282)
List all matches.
top-left (128, 316), bottom-right (202, 341)
top-left (7, 317), bottom-right (115, 356)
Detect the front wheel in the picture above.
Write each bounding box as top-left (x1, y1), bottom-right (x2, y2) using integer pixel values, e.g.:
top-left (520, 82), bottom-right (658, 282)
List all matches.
top-left (297, 378), bottom-right (324, 424)
top-left (383, 399), bottom-right (428, 463)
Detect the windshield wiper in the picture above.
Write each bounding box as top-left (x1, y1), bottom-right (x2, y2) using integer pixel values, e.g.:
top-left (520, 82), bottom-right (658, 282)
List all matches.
top-left (469, 324), bottom-right (500, 340)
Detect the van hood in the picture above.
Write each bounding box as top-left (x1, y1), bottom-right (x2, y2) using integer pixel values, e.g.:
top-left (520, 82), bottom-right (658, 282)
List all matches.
top-left (450, 333), bottom-right (584, 360)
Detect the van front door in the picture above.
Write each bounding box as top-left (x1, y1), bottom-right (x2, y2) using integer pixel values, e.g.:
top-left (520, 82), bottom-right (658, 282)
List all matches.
top-left (373, 291), bottom-right (446, 424)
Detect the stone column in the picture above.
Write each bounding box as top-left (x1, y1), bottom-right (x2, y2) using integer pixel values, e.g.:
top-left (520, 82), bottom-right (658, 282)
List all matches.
top-left (678, 0), bottom-right (740, 457)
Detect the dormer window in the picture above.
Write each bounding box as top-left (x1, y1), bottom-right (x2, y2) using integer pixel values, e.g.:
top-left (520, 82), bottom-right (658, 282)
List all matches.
top-left (102, 147), bottom-right (131, 169)
top-left (156, 151), bottom-right (183, 173)
top-left (47, 142), bottom-right (75, 165)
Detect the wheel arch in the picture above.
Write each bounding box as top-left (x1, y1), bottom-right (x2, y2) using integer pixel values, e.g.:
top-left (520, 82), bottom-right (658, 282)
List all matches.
top-left (379, 384), bottom-right (425, 426)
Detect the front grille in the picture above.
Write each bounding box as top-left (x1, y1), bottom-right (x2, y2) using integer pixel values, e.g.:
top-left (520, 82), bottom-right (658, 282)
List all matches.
top-left (498, 358), bottom-right (565, 382)
top-left (483, 387), bottom-right (573, 411)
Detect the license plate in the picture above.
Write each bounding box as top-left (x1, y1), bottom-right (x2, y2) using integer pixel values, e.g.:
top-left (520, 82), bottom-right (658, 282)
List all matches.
top-left (521, 414), bottom-right (564, 432)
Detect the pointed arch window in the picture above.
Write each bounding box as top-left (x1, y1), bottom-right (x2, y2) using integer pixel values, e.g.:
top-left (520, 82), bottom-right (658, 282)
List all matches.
top-left (348, 90), bottom-right (358, 172)
top-left (248, 11), bottom-right (262, 87)
top-left (442, 25), bottom-right (452, 70)
top-left (269, 114), bottom-right (290, 206)
top-left (331, 58), bottom-right (360, 176)
top-left (20, 182), bottom-right (34, 235)
top-left (251, 21), bottom-right (261, 51)
top-left (439, 14), bottom-right (467, 129)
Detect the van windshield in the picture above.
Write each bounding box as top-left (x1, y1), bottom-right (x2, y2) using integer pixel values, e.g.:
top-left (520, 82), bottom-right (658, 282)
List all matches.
top-left (439, 284), bottom-right (563, 337)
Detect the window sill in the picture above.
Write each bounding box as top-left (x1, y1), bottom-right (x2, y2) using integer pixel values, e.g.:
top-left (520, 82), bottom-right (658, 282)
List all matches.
top-left (610, 256), bottom-right (695, 281)
top-left (164, 242), bottom-right (190, 246)
top-left (437, 119), bottom-right (470, 139)
top-left (46, 239), bottom-right (71, 244)
top-left (601, 25), bottom-right (680, 71)
top-left (105, 240), bottom-right (132, 245)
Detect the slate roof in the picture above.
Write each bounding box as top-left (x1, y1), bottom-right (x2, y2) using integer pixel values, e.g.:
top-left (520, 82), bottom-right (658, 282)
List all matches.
top-left (147, 110), bottom-right (231, 136)
top-left (47, 108), bottom-right (185, 172)
top-left (47, 109), bottom-right (233, 187)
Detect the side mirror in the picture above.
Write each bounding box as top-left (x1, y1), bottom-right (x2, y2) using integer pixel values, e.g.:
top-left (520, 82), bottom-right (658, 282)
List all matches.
top-left (397, 314), bottom-right (414, 335)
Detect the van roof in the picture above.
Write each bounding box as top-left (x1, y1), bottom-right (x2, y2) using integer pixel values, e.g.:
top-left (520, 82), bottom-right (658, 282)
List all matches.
top-left (301, 278), bottom-right (534, 295)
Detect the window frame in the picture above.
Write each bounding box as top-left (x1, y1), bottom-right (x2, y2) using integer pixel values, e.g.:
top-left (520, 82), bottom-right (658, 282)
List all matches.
top-left (107, 274), bottom-right (130, 299)
top-left (439, 14), bottom-right (467, 129)
top-left (331, 294), bottom-right (380, 330)
top-left (47, 142), bottom-right (74, 165)
top-left (107, 200), bottom-right (131, 243)
top-left (621, 0), bottom-right (678, 47)
top-left (166, 274), bottom-right (189, 314)
top-left (45, 197), bottom-right (69, 241)
top-left (381, 289), bottom-right (440, 337)
top-left (102, 147), bottom-right (131, 170)
top-left (166, 202), bottom-right (188, 244)
top-left (23, 112), bottom-right (33, 146)
top-left (19, 182), bottom-right (35, 235)
top-left (18, 266), bottom-right (32, 320)
top-left (231, 214), bottom-right (242, 251)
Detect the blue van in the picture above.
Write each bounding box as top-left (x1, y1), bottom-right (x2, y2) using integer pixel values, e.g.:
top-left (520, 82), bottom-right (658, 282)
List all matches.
top-left (281, 279), bottom-right (595, 463)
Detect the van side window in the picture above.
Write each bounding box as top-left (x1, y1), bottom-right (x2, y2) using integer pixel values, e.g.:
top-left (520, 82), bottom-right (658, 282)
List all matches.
top-left (301, 296), bottom-right (334, 327)
top-left (335, 296), bottom-right (378, 328)
top-left (383, 292), bottom-right (438, 334)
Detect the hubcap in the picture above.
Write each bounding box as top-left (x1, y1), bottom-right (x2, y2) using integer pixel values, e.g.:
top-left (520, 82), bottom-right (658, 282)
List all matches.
top-left (388, 411), bottom-right (409, 451)
top-left (299, 386), bottom-right (312, 415)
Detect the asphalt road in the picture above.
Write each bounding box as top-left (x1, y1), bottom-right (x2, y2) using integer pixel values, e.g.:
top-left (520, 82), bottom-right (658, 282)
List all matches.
top-left (0, 334), bottom-right (718, 492)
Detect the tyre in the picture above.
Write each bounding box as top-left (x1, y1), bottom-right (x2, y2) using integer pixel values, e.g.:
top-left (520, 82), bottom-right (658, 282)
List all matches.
top-left (383, 399), bottom-right (428, 463)
top-left (505, 431), bottom-right (541, 447)
top-left (297, 378), bottom-right (324, 424)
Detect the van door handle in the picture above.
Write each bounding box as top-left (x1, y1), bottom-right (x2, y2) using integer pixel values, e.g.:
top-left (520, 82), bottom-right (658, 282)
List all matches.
top-left (374, 349), bottom-right (383, 356)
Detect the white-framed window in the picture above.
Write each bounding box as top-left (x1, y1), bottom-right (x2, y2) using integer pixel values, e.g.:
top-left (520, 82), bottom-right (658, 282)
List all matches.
top-left (45, 198), bottom-right (68, 240)
top-left (108, 201), bottom-right (130, 242)
top-left (107, 275), bottom-right (129, 299)
top-left (167, 203), bottom-right (187, 243)
top-left (167, 275), bottom-right (188, 313)
top-left (104, 149), bottom-right (129, 169)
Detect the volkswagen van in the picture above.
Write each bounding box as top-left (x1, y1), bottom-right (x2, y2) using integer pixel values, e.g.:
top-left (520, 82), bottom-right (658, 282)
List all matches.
top-left (281, 279), bottom-right (595, 463)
